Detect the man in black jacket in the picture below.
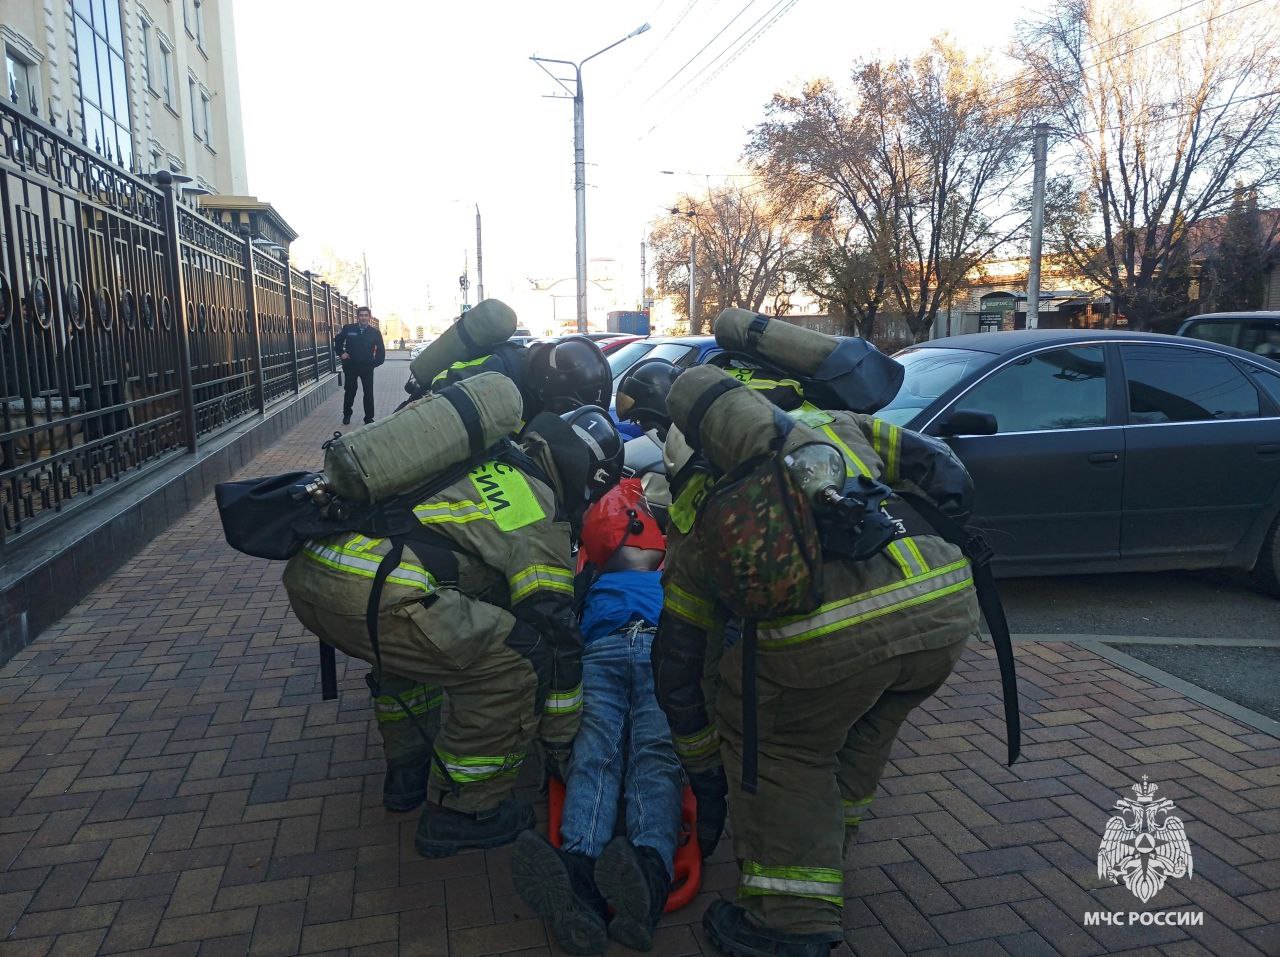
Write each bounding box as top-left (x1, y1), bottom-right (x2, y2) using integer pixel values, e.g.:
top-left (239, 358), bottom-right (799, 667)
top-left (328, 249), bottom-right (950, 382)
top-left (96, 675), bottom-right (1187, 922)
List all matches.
top-left (334, 306), bottom-right (385, 425)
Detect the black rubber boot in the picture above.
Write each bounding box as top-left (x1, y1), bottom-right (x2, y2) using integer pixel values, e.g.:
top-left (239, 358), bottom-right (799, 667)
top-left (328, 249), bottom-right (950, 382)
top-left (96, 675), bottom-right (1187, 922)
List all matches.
top-left (595, 837), bottom-right (671, 951)
top-left (413, 798), bottom-right (533, 858)
top-left (702, 899), bottom-right (841, 957)
top-left (511, 831), bottom-right (608, 955)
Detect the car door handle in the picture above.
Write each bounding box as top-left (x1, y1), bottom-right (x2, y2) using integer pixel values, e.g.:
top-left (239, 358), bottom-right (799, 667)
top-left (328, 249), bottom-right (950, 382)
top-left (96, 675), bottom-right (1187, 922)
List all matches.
top-left (1088, 452), bottom-right (1120, 464)
top-left (1259, 444), bottom-right (1280, 457)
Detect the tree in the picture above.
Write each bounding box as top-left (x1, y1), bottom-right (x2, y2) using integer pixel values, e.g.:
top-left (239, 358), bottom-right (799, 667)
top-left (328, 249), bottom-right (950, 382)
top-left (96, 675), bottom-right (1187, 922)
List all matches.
top-left (1022, 0), bottom-right (1280, 330)
top-left (749, 37), bottom-right (1035, 342)
top-left (299, 246), bottom-right (366, 302)
top-left (1206, 188), bottom-right (1268, 311)
top-left (789, 219), bottom-right (888, 338)
top-left (650, 183), bottom-right (802, 333)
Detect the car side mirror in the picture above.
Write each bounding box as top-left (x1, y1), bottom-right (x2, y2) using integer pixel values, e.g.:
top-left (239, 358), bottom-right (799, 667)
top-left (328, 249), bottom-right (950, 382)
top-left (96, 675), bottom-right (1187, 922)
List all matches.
top-left (936, 409), bottom-right (998, 437)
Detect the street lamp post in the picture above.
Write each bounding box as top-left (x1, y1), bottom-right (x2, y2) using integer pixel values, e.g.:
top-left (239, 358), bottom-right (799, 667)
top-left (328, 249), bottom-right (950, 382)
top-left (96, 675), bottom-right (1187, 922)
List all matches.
top-left (532, 23), bottom-right (650, 334)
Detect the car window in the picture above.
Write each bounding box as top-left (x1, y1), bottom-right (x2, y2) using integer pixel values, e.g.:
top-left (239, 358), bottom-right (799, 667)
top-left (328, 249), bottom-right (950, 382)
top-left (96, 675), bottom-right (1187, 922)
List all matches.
top-left (1181, 320), bottom-right (1240, 347)
top-left (646, 343), bottom-right (697, 367)
top-left (1247, 365), bottom-right (1280, 408)
top-left (607, 342), bottom-right (656, 380)
top-left (877, 347), bottom-right (996, 426)
top-left (1240, 323), bottom-right (1280, 358)
top-left (1121, 344), bottom-right (1260, 423)
top-left (955, 345), bottom-right (1108, 433)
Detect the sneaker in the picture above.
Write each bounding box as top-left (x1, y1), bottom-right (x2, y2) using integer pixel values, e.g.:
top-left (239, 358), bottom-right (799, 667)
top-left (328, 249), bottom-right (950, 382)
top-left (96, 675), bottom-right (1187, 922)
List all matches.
top-left (702, 899), bottom-right (841, 957)
top-left (413, 798), bottom-right (533, 858)
top-left (595, 838), bottom-right (670, 951)
top-left (511, 831), bottom-right (608, 955)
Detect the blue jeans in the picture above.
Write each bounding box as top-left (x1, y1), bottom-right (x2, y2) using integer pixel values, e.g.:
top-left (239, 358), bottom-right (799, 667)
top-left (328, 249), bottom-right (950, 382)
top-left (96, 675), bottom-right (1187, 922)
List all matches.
top-left (561, 621), bottom-right (683, 874)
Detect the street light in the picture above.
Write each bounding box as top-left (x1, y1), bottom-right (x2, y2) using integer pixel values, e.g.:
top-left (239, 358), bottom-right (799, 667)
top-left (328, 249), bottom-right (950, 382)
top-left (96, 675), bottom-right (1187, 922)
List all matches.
top-left (532, 22), bottom-right (650, 333)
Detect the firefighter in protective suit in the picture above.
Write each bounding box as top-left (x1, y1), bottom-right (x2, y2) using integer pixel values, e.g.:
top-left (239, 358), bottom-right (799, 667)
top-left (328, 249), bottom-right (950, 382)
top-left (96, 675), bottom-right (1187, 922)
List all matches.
top-left (284, 406), bottom-right (624, 858)
top-left (652, 365), bottom-right (981, 956)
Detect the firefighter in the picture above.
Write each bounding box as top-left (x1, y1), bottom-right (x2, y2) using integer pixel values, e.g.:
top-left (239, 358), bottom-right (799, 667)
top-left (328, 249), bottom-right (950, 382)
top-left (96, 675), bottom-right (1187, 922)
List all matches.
top-left (652, 365), bottom-right (981, 956)
top-left (283, 406), bottom-right (624, 858)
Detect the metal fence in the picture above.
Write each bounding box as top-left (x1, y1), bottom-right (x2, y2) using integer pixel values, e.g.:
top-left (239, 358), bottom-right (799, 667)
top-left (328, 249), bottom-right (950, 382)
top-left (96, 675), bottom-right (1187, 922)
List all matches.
top-left (0, 101), bottom-right (353, 551)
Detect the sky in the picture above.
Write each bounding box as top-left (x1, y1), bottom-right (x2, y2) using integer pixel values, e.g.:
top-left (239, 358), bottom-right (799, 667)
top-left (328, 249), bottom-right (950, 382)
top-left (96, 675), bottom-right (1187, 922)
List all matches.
top-left (231, 0), bottom-right (1033, 331)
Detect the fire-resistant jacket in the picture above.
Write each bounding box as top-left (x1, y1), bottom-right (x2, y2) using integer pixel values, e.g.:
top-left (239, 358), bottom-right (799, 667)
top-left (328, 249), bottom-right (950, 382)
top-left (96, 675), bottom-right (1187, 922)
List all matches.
top-left (282, 452), bottom-right (584, 740)
top-left (652, 409), bottom-right (980, 774)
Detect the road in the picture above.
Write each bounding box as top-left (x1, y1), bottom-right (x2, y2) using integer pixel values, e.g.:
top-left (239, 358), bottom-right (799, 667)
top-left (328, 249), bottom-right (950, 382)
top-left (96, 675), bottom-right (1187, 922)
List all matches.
top-left (999, 569), bottom-right (1280, 722)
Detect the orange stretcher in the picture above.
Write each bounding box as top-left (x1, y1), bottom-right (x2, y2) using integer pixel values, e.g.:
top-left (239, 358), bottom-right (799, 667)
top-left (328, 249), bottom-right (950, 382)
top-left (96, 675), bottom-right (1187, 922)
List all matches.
top-left (547, 777), bottom-right (702, 912)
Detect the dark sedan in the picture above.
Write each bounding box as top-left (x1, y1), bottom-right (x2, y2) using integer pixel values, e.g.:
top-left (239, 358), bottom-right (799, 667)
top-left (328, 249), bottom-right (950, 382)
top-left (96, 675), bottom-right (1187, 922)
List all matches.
top-left (878, 330), bottom-right (1280, 593)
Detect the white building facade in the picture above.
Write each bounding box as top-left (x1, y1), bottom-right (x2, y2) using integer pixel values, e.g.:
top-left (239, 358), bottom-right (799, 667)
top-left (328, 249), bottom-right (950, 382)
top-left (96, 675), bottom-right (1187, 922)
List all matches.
top-left (2, 0), bottom-right (248, 194)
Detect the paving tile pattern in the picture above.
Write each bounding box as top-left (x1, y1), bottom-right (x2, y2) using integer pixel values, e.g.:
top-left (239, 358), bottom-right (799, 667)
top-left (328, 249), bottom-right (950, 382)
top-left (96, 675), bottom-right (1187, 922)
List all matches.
top-left (1, 361), bottom-right (1277, 956)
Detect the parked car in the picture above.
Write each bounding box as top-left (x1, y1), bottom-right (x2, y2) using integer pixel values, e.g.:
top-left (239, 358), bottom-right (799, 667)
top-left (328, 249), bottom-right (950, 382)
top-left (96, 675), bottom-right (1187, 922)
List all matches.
top-left (408, 340), bottom-right (433, 361)
top-left (607, 336), bottom-right (723, 437)
top-left (877, 330), bottom-right (1280, 592)
top-left (1178, 312), bottom-right (1280, 360)
top-left (599, 334), bottom-right (642, 355)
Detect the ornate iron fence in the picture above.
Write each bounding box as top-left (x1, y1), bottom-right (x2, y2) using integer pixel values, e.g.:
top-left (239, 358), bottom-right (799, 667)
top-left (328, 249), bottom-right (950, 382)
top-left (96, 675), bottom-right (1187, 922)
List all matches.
top-left (0, 102), bottom-right (354, 551)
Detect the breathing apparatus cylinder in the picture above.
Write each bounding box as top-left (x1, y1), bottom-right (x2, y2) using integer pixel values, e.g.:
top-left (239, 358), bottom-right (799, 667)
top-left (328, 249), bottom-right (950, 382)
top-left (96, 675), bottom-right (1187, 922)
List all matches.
top-left (324, 371), bottom-right (523, 503)
top-left (408, 298), bottom-right (518, 388)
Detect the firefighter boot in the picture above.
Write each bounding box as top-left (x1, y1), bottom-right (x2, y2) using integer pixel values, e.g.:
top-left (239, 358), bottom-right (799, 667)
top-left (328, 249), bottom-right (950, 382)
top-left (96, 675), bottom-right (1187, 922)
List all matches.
top-left (367, 674), bottom-right (440, 812)
top-left (595, 837), bottom-right (671, 951)
top-left (702, 899), bottom-right (841, 957)
top-left (511, 830), bottom-right (608, 955)
top-left (414, 798), bottom-right (534, 858)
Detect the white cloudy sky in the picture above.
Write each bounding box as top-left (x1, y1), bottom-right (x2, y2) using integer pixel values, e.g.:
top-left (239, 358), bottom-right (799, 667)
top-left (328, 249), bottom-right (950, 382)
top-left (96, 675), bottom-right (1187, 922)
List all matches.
top-left (231, 0), bottom-right (1032, 327)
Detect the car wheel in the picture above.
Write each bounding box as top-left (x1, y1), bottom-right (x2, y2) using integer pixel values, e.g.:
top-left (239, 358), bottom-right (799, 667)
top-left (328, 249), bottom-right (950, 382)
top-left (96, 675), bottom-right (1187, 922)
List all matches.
top-left (1252, 514), bottom-right (1280, 597)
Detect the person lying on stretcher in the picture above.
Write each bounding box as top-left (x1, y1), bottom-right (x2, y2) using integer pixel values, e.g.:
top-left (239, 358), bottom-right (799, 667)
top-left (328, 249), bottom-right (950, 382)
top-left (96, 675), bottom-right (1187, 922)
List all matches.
top-left (512, 478), bottom-right (683, 955)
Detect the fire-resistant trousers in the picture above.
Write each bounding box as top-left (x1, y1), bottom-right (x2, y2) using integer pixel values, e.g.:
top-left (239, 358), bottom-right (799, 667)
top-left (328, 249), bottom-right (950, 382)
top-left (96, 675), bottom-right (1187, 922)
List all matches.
top-left (715, 638), bottom-right (968, 936)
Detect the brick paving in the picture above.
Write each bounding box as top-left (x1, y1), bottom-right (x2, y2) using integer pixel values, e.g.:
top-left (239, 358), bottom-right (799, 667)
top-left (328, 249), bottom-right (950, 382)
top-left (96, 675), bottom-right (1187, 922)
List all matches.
top-left (1, 359), bottom-right (1278, 956)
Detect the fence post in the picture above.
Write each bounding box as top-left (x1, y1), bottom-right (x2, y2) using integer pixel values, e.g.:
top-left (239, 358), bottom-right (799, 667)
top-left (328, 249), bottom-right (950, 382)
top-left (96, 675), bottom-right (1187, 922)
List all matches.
top-left (323, 281), bottom-right (336, 374)
top-left (305, 271), bottom-right (320, 384)
top-left (241, 230), bottom-right (266, 412)
top-left (155, 171), bottom-right (198, 453)
top-left (283, 263), bottom-right (301, 395)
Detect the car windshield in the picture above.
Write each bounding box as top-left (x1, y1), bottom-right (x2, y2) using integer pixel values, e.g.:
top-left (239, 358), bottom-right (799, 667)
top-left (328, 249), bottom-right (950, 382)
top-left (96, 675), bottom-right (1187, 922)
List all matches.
top-left (607, 341), bottom-right (657, 381)
top-left (877, 347), bottom-right (997, 426)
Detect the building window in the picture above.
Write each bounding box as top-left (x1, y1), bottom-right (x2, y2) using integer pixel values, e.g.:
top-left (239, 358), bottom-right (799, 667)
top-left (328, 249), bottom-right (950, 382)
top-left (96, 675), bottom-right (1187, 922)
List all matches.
top-left (194, 0), bottom-right (206, 50)
top-left (188, 77), bottom-right (198, 138)
top-left (5, 49), bottom-right (36, 112)
top-left (159, 39), bottom-right (174, 107)
top-left (150, 146), bottom-right (162, 171)
top-left (200, 91), bottom-right (212, 148)
top-left (72, 0), bottom-right (132, 167)
top-left (182, 0), bottom-right (194, 38)
top-left (139, 17), bottom-right (154, 91)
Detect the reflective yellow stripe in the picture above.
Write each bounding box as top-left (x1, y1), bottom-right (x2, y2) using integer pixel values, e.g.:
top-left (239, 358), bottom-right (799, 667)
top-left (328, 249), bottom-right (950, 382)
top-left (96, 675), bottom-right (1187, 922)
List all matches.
top-left (759, 561), bottom-right (972, 646)
top-left (669, 471), bottom-right (711, 534)
top-left (545, 683), bottom-right (583, 714)
top-left (665, 582), bottom-right (714, 630)
top-left (434, 746), bottom-right (523, 783)
top-left (373, 686), bottom-right (443, 722)
top-left (674, 725), bottom-right (720, 759)
top-left (886, 541), bottom-right (915, 578)
top-left (739, 861), bottom-right (844, 905)
top-left (789, 402), bottom-right (834, 428)
top-left (469, 461), bottom-right (545, 532)
top-left (413, 500), bottom-right (490, 525)
top-left (510, 564), bottom-right (575, 603)
top-left (301, 541), bottom-right (437, 594)
top-left (902, 536), bottom-right (930, 573)
top-left (820, 425), bottom-right (872, 478)
top-left (871, 418), bottom-right (901, 482)
top-left (842, 796), bottom-right (873, 826)
top-left (433, 355), bottom-right (491, 384)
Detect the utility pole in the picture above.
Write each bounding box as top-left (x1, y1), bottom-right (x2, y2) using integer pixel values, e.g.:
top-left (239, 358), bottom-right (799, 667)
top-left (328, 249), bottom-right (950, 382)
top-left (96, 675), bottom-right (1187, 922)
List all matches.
top-left (361, 251), bottom-right (371, 309)
top-left (688, 232), bottom-right (697, 333)
top-left (640, 239), bottom-right (647, 310)
top-left (475, 205), bottom-right (485, 302)
top-left (530, 24), bottom-right (650, 336)
top-left (1026, 123), bottom-right (1049, 330)
top-left (460, 252), bottom-right (470, 311)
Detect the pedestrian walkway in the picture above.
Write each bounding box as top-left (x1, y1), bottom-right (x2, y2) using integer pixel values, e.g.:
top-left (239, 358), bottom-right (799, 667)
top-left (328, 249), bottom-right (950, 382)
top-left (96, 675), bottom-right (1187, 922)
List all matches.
top-left (1, 360), bottom-right (1277, 956)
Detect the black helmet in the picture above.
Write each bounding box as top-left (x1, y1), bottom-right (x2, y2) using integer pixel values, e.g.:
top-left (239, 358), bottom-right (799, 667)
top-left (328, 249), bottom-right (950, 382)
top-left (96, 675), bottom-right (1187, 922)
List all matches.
top-left (560, 405), bottom-right (624, 502)
top-left (616, 358), bottom-right (682, 435)
top-left (527, 336), bottom-right (612, 414)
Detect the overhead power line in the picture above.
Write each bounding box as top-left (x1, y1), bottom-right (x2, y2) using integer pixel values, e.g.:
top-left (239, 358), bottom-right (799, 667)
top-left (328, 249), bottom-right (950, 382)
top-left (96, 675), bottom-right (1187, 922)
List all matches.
top-left (643, 0), bottom-right (764, 105)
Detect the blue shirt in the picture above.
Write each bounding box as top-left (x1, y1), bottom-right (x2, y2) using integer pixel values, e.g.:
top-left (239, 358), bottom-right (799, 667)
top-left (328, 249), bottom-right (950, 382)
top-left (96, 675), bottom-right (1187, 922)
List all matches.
top-left (580, 570), bottom-right (665, 644)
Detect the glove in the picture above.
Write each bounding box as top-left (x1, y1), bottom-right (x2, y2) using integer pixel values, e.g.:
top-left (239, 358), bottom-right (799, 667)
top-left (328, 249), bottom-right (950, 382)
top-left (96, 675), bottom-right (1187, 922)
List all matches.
top-left (688, 767), bottom-right (728, 859)
top-left (404, 374), bottom-right (426, 398)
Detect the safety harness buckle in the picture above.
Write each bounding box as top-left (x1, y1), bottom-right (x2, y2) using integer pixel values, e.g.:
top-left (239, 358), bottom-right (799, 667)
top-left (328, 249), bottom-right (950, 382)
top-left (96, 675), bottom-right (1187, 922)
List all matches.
top-left (963, 532), bottom-right (995, 567)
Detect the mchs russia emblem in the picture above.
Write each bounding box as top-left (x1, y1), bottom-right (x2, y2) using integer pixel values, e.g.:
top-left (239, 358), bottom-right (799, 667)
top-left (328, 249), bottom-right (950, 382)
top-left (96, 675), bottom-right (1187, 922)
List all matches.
top-left (1097, 777), bottom-right (1193, 903)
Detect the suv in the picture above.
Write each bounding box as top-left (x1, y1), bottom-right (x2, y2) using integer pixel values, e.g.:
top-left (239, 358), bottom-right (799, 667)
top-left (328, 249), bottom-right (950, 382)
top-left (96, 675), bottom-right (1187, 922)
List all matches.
top-left (1178, 312), bottom-right (1280, 360)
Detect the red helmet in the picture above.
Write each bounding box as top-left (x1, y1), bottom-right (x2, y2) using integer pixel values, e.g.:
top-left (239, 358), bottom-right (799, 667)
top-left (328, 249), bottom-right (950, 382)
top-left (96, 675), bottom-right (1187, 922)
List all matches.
top-left (580, 478), bottom-right (666, 567)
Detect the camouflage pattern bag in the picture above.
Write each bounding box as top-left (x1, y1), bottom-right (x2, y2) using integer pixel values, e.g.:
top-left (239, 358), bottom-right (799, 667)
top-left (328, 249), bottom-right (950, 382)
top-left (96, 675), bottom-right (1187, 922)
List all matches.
top-left (696, 452), bottom-right (824, 619)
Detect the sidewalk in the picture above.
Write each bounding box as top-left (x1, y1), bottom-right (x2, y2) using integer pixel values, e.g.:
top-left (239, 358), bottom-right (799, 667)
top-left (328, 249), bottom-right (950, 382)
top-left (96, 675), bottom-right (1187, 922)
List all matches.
top-left (1, 360), bottom-right (1277, 957)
